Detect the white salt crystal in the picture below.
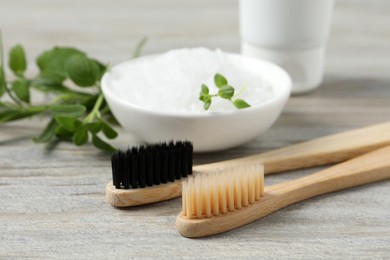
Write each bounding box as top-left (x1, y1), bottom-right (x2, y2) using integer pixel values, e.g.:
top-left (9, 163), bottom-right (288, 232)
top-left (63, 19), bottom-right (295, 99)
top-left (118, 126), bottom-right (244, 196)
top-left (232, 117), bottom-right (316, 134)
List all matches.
top-left (107, 47), bottom-right (274, 113)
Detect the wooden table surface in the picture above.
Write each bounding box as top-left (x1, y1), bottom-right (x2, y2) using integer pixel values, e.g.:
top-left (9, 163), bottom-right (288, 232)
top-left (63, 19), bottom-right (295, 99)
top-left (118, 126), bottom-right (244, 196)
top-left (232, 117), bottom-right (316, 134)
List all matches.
top-left (1, 0), bottom-right (390, 258)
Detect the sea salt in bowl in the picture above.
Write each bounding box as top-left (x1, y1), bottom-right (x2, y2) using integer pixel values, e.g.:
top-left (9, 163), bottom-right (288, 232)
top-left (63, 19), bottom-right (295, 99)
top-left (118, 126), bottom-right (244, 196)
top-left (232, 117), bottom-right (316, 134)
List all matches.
top-left (102, 48), bottom-right (291, 152)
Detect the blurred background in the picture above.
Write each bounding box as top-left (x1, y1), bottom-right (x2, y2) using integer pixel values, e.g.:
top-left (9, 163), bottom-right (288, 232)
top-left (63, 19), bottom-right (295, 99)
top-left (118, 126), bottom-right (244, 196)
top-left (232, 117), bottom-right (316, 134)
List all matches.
top-left (1, 0), bottom-right (389, 80)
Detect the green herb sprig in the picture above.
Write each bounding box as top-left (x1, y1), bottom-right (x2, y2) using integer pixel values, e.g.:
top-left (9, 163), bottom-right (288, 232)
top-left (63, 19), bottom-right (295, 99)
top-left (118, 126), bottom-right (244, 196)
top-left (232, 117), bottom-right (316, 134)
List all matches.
top-left (199, 73), bottom-right (251, 111)
top-left (0, 32), bottom-right (147, 152)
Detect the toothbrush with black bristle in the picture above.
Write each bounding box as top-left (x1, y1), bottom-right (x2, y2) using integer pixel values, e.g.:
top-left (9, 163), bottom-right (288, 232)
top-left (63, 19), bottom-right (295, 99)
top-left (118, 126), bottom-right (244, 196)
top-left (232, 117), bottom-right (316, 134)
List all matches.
top-left (106, 122), bottom-right (390, 207)
top-left (107, 140), bottom-right (194, 207)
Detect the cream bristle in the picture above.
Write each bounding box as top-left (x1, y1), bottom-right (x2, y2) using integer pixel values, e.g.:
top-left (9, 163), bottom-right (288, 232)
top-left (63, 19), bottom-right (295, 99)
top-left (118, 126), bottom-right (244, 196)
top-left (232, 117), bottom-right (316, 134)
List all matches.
top-left (219, 176), bottom-right (227, 214)
top-left (255, 169), bottom-right (260, 200)
top-left (211, 174), bottom-right (219, 216)
top-left (195, 176), bottom-right (202, 218)
top-left (182, 181), bottom-right (187, 216)
top-left (203, 175), bottom-right (212, 218)
top-left (227, 172), bottom-right (235, 211)
top-left (182, 163), bottom-right (265, 219)
top-left (242, 171), bottom-right (249, 207)
top-left (234, 173), bottom-right (242, 210)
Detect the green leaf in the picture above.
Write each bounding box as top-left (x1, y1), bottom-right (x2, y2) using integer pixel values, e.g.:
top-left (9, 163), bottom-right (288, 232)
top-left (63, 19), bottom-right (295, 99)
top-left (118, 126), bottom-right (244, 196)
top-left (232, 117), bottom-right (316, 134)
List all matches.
top-left (0, 32), bottom-right (6, 97)
top-left (133, 37), bottom-right (148, 58)
top-left (0, 105), bottom-right (47, 124)
top-left (81, 95), bottom-right (99, 110)
top-left (33, 119), bottom-right (57, 143)
top-left (11, 80), bottom-right (30, 103)
top-left (37, 47), bottom-right (84, 83)
top-left (54, 116), bottom-right (81, 131)
top-left (218, 85), bottom-right (234, 99)
top-left (214, 73), bottom-right (228, 88)
top-left (31, 79), bottom-right (71, 94)
top-left (201, 84), bottom-right (209, 95)
top-left (0, 66), bottom-right (6, 98)
top-left (91, 59), bottom-right (107, 80)
top-left (203, 98), bottom-right (211, 110)
top-left (84, 122), bottom-right (103, 134)
top-left (101, 121), bottom-right (118, 139)
top-left (199, 95), bottom-right (207, 102)
top-left (54, 125), bottom-right (73, 139)
top-left (73, 129), bottom-right (88, 146)
top-left (0, 109), bottom-right (22, 123)
top-left (50, 104), bottom-right (86, 117)
top-left (31, 80), bottom-right (74, 94)
top-left (9, 44), bottom-right (27, 77)
top-left (55, 93), bottom-right (96, 108)
top-left (38, 69), bottom-right (67, 83)
top-left (92, 134), bottom-right (117, 152)
top-left (233, 98), bottom-right (251, 109)
top-left (37, 47), bottom-right (83, 70)
top-left (65, 54), bottom-right (99, 87)
top-left (199, 84), bottom-right (211, 102)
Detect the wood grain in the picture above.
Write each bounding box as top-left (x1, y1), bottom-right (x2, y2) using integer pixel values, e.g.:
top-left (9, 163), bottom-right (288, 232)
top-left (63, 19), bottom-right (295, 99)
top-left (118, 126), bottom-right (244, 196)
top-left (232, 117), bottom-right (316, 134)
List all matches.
top-left (1, 0), bottom-right (390, 258)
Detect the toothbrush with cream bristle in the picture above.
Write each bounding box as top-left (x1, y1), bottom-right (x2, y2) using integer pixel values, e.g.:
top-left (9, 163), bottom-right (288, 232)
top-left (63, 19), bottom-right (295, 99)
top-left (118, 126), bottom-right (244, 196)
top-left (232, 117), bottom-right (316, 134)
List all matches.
top-left (106, 122), bottom-right (390, 207)
top-left (176, 146), bottom-right (390, 238)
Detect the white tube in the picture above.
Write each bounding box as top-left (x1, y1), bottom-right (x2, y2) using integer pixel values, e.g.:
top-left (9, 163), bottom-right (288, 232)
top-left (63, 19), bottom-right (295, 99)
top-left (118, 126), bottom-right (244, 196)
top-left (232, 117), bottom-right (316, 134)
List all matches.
top-left (239, 0), bottom-right (334, 94)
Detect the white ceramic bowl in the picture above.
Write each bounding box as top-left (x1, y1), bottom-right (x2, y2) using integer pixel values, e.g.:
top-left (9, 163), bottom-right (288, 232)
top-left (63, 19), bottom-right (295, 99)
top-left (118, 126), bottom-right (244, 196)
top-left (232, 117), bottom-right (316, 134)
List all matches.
top-left (102, 53), bottom-right (291, 152)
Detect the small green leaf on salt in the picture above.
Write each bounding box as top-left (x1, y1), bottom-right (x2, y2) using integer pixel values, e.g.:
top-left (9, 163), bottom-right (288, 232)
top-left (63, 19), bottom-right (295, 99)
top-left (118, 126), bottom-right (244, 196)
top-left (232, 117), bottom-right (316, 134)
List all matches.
top-left (214, 73), bottom-right (228, 88)
top-left (233, 99), bottom-right (251, 109)
top-left (218, 85), bottom-right (234, 99)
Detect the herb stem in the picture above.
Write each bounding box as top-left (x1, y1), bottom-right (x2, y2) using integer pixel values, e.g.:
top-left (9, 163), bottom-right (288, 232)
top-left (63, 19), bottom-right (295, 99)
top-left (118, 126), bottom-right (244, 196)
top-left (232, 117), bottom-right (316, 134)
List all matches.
top-left (83, 92), bottom-right (104, 123)
top-left (5, 84), bottom-right (23, 106)
top-left (132, 37), bottom-right (148, 58)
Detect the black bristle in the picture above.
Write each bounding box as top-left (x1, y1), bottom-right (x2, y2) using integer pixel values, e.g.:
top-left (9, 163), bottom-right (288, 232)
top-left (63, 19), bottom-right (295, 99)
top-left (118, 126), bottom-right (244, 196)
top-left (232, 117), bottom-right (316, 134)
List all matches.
top-left (180, 142), bottom-right (190, 177)
top-left (123, 151), bottom-right (131, 189)
top-left (138, 151), bottom-right (146, 188)
top-left (110, 141), bottom-right (193, 189)
top-left (186, 141), bottom-right (193, 175)
top-left (145, 150), bottom-right (154, 186)
top-left (168, 148), bottom-right (175, 182)
top-left (111, 153), bottom-right (118, 188)
top-left (160, 150), bottom-right (168, 183)
top-left (154, 149), bottom-right (161, 185)
top-left (175, 142), bottom-right (183, 179)
top-left (130, 151), bottom-right (138, 189)
top-left (182, 143), bottom-right (189, 177)
top-left (111, 151), bottom-right (123, 189)
top-left (117, 151), bottom-right (124, 188)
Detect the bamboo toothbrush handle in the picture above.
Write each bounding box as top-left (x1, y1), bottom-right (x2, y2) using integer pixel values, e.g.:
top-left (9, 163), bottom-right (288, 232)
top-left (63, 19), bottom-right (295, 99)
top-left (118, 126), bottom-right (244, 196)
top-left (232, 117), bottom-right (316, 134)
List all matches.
top-left (176, 146), bottom-right (390, 238)
top-left (194, 122), bottom-right (390, 174)
top-left (269, 145), bottom-right (390, 206)
top-left (106, 180), bottom-right (183, 207)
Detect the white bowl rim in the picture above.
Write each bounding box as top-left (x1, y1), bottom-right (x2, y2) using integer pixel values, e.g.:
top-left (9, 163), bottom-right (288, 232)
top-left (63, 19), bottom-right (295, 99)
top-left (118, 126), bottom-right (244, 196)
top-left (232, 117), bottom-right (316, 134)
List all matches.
top-left (101, 52), bottom-right (292, 118)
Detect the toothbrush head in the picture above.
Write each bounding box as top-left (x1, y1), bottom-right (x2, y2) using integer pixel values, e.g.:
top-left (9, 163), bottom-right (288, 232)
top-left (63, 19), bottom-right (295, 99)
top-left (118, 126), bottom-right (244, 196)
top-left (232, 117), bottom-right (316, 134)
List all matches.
top-left (111, 141), bottom-right (193, 189)
top-left (181, 162), bottom-right (264, 219)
